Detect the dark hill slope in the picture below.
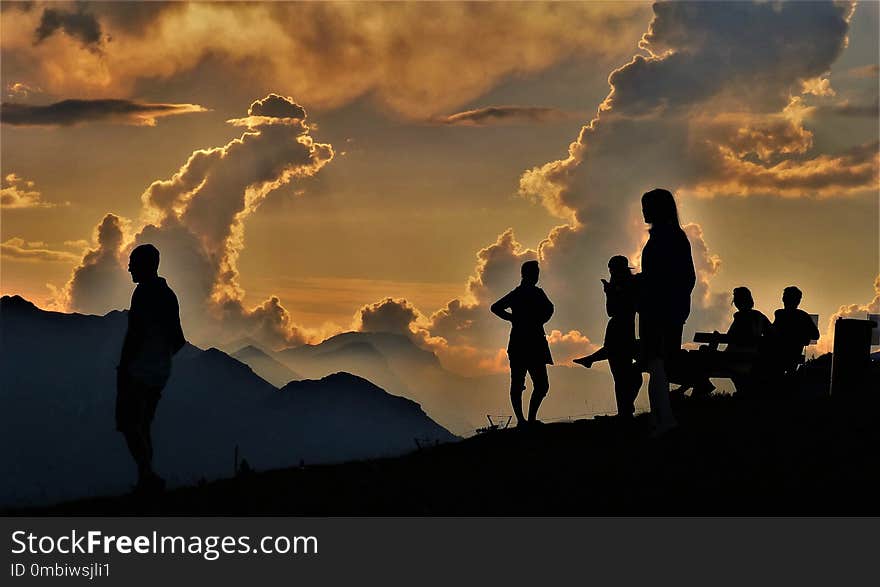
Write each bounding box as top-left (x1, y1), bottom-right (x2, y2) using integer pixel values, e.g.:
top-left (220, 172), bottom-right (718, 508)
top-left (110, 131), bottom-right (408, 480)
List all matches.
top-left (0, 296), bottom-right (455, 509)
top-left (22, 393), bottom-right (880, 515)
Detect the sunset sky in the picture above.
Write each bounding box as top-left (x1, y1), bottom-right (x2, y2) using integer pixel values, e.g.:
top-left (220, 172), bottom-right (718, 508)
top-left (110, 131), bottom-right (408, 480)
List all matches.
top-left (2, 1), bottom-right (878, 375)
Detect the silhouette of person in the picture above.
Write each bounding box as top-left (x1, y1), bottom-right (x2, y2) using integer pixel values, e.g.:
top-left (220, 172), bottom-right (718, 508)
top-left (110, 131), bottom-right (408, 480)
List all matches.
top-left (491, 260), bottom-right (554, 427)
top-left (726, 287), bottom-right (772, 354)
top-left (677, 286), bottom-right (771, 397)
top-left (574, 256), bottom-right (641, 419)
top-left (637, 188), bottom-right (695, 435)
top-left (116, 244), bottom-right (185, 494)
top-left (772, 286), bottom-right (820, 375)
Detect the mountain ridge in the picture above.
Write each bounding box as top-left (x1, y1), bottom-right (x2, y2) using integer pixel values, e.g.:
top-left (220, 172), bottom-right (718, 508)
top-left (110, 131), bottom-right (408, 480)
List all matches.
top-left (0, 296), bottom-right (455, 509)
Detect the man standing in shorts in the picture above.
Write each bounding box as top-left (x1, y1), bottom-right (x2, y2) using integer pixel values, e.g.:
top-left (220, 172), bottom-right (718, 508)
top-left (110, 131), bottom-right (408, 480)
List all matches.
top-left (117, 244), bottom-right (185, 494)
top-left (491, 260), bottom-right (554, 427)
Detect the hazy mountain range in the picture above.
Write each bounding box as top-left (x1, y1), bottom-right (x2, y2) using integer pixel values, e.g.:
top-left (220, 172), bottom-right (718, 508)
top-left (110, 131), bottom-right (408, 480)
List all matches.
top-left (227, 330), bottom-right (623, 434)
top-left (0, 295), bottom-right (454, 508)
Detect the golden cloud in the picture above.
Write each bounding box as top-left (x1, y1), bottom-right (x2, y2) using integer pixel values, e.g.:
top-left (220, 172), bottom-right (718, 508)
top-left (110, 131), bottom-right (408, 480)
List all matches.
top-left (1, 173), bottom-right (54, 209)
top-left (1, 237), bottom-right (80, 263)
top-left (1, 2), bottom-right (650, 118)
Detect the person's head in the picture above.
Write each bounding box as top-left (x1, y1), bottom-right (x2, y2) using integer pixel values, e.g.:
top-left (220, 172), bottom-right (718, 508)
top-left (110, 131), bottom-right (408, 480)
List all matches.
top-left (608, 255), bottom-right (632, 279)
top-left (521, 260), bottom-right (540, 286)
top-left (641, 188), bottom-right (680, 227)
top-left (782, 286), bottom-right (803, 309)
top-left (732, 286), bottom-right (754, 311)
top-left (128, 244), bottom-right (160, 283)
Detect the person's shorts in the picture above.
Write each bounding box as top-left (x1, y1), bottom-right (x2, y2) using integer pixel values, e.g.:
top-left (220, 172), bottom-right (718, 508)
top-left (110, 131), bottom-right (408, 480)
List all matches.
top-left (115, 371), bottom-right (163, 433)
top-left (509, 361), bottom-right (550, 394)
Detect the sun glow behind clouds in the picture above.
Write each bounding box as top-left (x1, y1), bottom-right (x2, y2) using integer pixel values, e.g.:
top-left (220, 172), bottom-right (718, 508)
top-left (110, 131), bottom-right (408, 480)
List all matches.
top-left (1, 1), bottom-right (877, 373)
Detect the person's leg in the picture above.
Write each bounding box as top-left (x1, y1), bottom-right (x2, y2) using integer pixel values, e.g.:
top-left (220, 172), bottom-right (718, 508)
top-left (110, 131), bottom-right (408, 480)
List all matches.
top-left (608, 353), bottom-right (635, 417)
top-left (117, 373), bottom-right (149, 481)
top-left (141, 389), bottom-right (165, 489)
top-left (527, 364), bottom-right (549, 423)
top-left (629, 366), bottom-right (643, 411)
top-left (509, 363), bottom-right (527, 425)
top-left (121, 428), bottom-right (151, 481)
top-left (647, 358), bottom-right (677, 433)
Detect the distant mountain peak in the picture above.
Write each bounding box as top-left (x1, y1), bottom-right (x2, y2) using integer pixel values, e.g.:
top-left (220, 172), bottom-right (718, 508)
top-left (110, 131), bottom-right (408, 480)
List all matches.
top-left (0, 295), bottom-right (39, 313)
top-left (235, 344), bottom-right (271, 358)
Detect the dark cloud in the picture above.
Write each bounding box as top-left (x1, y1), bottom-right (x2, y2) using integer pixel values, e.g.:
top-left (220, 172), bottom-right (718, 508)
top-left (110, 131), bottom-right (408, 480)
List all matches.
top-left (604, 1), bottom-right (854, 116)
top-left (433, 106), bottom-right (575, 126)
top-left (227, 95), bottom-right (309, 128)
top-left (91, 2), bottom-right (181, 35)
top-left (34, 3), bottom-right (102, 50)
top-left (248, 93), bottom-right (306, 119)
top-left (1, 98), bottom-right (207, 127)
top-left (357, 298), bottom-right (421, 335)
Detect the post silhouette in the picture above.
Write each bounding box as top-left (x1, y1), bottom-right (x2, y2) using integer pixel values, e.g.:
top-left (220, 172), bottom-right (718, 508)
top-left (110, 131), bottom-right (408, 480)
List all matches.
top-left (491, 260), bottom-right (554, 427)
top-left (636, 188), bottom-right (695, 435)
top-left (574, 255), bottom-right (641, 419)
top-left (116, 244), bottom-right (185, 494)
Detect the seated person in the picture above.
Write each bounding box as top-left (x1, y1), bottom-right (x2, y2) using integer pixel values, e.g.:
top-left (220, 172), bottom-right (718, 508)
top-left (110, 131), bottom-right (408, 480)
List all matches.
top-left (726, 287), bottom-right (772, 354)
top-left (772, 286), bottom-right (820, 375)
top-left (675, 286), bottom-right (771, 396)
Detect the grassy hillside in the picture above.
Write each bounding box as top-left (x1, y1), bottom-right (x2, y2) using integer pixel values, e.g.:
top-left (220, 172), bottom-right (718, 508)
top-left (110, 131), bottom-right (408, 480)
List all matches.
top-left (18, 391), bottom-right (880, 515)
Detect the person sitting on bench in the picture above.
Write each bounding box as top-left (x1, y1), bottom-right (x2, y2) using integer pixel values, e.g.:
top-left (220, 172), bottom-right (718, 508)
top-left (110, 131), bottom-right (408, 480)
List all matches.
top-left (676, 286), bottom-right (771, 397)
top-left (725, 287), bottom-right (772, 354)
top-left (772, 286), bottom-right (820, 376)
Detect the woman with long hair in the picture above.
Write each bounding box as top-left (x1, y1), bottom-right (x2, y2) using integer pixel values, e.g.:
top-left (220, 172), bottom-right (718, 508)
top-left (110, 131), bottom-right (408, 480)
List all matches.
top-left (638, 188), bottom-right (696, 435)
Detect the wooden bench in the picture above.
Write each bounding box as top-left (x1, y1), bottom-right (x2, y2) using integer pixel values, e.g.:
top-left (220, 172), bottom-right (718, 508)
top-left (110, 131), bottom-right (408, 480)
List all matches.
top-left (689, 313), bottom-right (820, 381)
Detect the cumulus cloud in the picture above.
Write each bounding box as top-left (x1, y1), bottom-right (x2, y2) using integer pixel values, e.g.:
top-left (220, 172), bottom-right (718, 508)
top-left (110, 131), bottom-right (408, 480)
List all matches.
top-left (61, 94), bottom-right (334, 347)
top-left (1, 237), bottom-right (80, 263)
top-left (0, 2), bottom-right (649, 118)
top-left (1, 98), bottom-right (207, 127)
top-left (817, 275), bottom-right (880, 353)
top-left (1, 173), bottom-right (54, 209)
top-left (356, 297), bottom-right (424, 335)
top-left (418, 229), bottom-right (549, 374)
top-left (432, 106), bottom-right (576, 127)
top-left (681, 223), bottom-right (730, 335)
top-left (546, 329), bottom-right (598, 365)
top-left (63, 213), bottom-right (133, 315)
top-left (509, 0), bottom-right (862, 351)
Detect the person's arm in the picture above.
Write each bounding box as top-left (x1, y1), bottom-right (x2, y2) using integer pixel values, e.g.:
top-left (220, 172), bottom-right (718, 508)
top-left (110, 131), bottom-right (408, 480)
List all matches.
top-left (490, 290), bottom-right (516, 322)
top-left (806, 313), bottom-right (820, 342)
top-left (118, 289), bottom-right (141, 369)
top-left (167, 291), bottom-right (186, 355)
top-left (539, 289), bottom-right (554, 324)
top-left (682, 237), bottom-right (697, 295)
